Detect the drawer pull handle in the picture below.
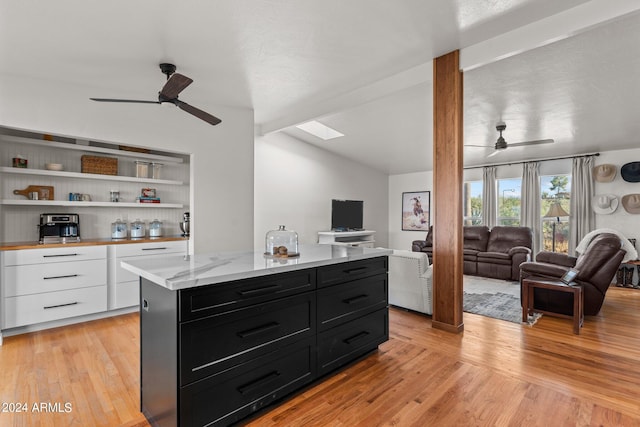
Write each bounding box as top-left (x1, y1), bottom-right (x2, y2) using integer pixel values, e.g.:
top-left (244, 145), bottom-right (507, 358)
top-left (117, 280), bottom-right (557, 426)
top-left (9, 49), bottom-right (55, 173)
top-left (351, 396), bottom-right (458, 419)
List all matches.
top-left (237, 284), bottom-right (282, 296)
top-left (343, 294), bottom-right (369, 305)
top-left (237, 322), bottom-right (280, 338)
top-left (43, 253), bottom-right (78, 258)
top-left (141, 247), bottom-right (168, 251)
top-left (343, 331), bottom-right (370, 344)
top-left (44, 301), bottom-right (78, 310)
top-left (237, 371), bottom-right (281, 395)
top-left (44, 274), bottom-right (79, 280)
top-left (344, 266), bottom-right (368, 274)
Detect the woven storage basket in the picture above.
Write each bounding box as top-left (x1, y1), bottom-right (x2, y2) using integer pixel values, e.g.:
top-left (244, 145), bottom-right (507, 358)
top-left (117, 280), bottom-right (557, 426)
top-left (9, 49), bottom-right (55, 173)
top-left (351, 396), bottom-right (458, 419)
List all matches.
top-left (81, 155), bottom-right (118, 175)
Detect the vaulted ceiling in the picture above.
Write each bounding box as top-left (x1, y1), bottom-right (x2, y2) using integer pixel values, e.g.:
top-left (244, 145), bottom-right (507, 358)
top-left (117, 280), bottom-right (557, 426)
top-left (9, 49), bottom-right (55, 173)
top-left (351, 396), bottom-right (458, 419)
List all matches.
top-left (1, 1), bottom-right (638, 173)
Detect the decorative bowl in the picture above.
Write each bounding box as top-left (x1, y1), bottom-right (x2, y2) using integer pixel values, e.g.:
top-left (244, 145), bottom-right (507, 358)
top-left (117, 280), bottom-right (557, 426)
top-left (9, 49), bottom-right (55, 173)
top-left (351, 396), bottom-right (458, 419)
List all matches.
top-left (45, 163), bottom-right (64, 171)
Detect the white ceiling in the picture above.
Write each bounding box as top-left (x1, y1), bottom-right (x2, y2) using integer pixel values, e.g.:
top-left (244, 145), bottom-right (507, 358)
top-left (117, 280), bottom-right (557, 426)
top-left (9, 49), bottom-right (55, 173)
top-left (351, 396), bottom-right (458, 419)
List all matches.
top-left (1, 0), bottom-right (639, 174)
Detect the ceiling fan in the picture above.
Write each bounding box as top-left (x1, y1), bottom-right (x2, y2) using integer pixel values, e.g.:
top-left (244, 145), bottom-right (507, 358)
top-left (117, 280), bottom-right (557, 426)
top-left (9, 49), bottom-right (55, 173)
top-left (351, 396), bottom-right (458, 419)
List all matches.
top-left (90, 63), bottom-right (222, 126)
top-left (466, 122), bottom-right (553, 157)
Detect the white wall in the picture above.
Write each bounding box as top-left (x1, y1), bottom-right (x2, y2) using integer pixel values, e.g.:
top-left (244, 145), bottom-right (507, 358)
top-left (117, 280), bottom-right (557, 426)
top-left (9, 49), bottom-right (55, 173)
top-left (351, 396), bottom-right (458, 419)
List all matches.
top-left (388, 171), bottom-right (433, 250)
top-left (594, 148), bottom-right (640, 245)
top-left (0, 74), bottom-right (254, 253)
top-left (254, 132), bottom-right (389, 249)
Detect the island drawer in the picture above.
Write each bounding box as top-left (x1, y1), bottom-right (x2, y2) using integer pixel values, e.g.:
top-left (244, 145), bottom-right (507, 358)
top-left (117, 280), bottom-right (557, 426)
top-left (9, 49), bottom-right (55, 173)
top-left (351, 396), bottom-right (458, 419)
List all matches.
top-left (179, 268), bottom-right (316, 321)
top-left (317, 308), bottom-right (388, 376)
top-left (180, 292), bottom-right (316, 385)
top-left (180, 337), bottom-right (315, 427)
top-left (317, 274), bottom-right (388, 331)
top-left (316, 257), bottom-right (387, 288)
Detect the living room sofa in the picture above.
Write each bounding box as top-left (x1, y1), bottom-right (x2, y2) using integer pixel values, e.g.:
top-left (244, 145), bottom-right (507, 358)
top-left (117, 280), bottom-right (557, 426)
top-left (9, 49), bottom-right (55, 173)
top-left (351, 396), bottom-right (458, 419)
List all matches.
top-left (412, 225), bottom-right (532, 281)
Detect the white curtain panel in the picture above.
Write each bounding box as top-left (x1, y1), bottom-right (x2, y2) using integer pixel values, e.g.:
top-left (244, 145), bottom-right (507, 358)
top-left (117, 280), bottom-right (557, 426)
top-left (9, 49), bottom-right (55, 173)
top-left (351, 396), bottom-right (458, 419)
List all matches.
top-left (482, 166), bottom-right (497, 227)
top-left (569, 156), bottom-right (595, 255)
top-left (521, 162), bottom-right (540, 256)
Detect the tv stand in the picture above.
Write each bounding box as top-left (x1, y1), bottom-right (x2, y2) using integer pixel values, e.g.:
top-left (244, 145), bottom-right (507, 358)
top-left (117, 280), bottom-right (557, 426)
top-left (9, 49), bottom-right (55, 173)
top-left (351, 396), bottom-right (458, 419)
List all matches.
top-left (318, 230), bottom-right (375, 248)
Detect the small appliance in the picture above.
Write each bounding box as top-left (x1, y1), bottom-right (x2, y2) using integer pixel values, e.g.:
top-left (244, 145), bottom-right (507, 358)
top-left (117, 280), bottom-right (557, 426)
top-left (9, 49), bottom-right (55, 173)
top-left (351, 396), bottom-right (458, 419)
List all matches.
top-left (179, 212), bottom-right (190, 237)
top-left (39, 213), bottom-right (81, 244)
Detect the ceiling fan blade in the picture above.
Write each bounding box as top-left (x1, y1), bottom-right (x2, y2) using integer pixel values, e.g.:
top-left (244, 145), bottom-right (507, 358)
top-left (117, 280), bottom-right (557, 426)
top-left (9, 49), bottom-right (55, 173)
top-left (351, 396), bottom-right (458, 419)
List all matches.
top-left (90, 98), bottom-right (160, 104)
top-left (464, 144), bottom-right (492, 148)
top-left (160, 73), bottom-right (193, 99)
top-left (508, 139), bottom-right (554, 148)
top-left (487, 149), bottom-right (504, 158)
top-left (175, 100), bottom-right (222, 126)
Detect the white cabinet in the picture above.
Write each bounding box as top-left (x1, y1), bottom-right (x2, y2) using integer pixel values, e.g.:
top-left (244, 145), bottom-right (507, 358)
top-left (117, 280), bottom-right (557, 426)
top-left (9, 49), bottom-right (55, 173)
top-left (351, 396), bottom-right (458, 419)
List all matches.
top-left (2, 246), bottom-right (107, 328)
top-left (108, 241), bottom-right (186, 309)
top-left (317, 230), bottom-right (376, 248)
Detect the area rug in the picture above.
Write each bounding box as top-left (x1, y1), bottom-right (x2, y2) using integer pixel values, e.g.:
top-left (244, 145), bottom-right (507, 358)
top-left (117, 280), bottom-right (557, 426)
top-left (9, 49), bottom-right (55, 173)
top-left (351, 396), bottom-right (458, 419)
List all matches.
top-left (463, 275), bottom-right (542, 325)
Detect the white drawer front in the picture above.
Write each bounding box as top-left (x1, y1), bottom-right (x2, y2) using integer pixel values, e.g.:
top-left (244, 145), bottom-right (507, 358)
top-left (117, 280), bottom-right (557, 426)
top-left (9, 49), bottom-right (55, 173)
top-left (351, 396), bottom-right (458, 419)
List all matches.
top-left (114, 281), bottom-right (140, 309)
top-left (113, 241), bottom-right (185, 258)
top-left (4, 285), bottom-right (107, 328)
top-left (3, 245), bottom-right (106, 266)
top-left (4, 259), bottom-right (106, 297)
top-left (114, 242), bottom-right (185, 284)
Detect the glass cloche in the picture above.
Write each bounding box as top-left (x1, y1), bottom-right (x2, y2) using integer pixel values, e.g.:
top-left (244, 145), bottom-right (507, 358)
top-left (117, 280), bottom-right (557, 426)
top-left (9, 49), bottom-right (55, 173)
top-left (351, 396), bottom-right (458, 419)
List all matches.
top-left (265, 225), bottom-right (299, 256)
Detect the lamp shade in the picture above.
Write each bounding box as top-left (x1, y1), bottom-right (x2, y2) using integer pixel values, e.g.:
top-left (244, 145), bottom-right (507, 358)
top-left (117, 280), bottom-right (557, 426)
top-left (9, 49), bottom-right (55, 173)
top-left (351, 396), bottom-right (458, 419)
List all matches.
top-left (544, 201), bottom-right (570, 218)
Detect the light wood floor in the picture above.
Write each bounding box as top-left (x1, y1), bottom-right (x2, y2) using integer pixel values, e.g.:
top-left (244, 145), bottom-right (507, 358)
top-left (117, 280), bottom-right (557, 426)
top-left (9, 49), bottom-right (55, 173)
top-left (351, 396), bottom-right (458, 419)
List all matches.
top-left (1, 287), bottom-right (639, 426)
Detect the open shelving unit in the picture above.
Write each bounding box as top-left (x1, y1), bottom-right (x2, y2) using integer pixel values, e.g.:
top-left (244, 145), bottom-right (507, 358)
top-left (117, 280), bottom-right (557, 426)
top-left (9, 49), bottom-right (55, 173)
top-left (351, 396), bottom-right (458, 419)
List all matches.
top-left (0, 130), bottom-right (191, 241)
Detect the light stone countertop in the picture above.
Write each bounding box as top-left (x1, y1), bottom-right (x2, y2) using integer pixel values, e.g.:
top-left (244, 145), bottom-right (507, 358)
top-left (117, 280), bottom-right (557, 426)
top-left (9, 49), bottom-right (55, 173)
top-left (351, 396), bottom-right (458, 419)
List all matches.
top-left (121, 244), bottom-right (392, 291)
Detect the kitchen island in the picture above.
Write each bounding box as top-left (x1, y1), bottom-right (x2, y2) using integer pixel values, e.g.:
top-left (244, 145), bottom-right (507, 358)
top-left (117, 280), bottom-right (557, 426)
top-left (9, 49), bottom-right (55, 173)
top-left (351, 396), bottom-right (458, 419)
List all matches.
top-left (122, 244), bottom-right (391, 427)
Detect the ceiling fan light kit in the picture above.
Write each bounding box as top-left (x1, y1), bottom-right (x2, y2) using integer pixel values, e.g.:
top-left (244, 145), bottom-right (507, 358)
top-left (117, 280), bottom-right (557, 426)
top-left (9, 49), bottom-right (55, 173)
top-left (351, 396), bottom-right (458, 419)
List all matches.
top-left (90, 63), bottom-right (222, 126)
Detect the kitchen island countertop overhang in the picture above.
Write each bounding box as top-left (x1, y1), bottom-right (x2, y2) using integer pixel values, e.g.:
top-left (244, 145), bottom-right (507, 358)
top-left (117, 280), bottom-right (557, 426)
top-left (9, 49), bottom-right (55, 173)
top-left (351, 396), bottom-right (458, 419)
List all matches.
top-left (121, 244), bottom-right (392, 290)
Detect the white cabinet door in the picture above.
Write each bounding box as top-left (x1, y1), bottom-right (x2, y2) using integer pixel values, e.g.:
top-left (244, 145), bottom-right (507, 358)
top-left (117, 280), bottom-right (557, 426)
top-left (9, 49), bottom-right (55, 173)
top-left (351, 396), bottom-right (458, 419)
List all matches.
top-left (4, 285), bottom-right (107, 328)
top-left (4, 259), bottom-right (106, 297)
top-left (108, 241), bottom-right (186, 309)
top-left (3, 245), bottom-right (106, 266)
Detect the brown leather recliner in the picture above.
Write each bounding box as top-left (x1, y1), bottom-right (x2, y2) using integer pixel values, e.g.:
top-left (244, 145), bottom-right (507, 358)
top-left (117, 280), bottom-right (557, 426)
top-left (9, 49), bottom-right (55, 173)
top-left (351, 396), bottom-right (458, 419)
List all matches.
top-left (477, 226), bottom-right (532, 280)
top-left (519, 233), bottom-right (626, 316)
top-left (412, 225), bottom-right (529, 280)
top-left (412, 226), bottom-right (433, 262)
top-left (462, 226), bottom-right (490, 275)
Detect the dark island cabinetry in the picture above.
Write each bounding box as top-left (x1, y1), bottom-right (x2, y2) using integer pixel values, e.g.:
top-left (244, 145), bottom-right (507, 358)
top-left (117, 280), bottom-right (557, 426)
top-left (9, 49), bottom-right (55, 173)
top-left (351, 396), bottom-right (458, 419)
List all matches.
top-left (140, 256), bottom-right (388, 427)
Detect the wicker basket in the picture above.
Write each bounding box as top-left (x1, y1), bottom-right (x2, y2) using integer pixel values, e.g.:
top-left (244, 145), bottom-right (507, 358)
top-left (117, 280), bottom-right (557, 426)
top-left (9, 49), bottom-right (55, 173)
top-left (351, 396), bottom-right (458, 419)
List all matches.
top-left (81, 155), bottom-right (118, 175)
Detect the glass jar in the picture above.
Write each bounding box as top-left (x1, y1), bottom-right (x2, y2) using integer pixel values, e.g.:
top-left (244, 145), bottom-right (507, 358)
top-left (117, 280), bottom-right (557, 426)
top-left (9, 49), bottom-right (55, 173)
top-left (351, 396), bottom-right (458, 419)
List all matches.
top-left (150, 162), bottom-right (163, 179)
top-left (131, 219), bottom-right (145, 238)
top-left (149, 219), bottom-right (163, 237)
top-left (111, 219), bottom-right (127, 239)
top-left (265, 225), bottom-right (298, 256)
top-left (109, 190), bottom-right (120, 202)
top-left (135, 161), bottom-right (149, 178)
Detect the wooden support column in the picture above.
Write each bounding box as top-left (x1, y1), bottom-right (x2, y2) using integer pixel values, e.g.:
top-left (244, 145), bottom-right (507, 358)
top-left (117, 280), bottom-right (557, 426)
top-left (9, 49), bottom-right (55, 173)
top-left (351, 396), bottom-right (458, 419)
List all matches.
top-left (432, 50), bottom-right (464, 333)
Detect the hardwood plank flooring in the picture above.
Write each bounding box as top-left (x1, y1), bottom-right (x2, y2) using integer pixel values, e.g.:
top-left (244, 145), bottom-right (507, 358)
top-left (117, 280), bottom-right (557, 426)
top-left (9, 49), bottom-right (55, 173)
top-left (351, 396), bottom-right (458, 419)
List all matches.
top-left (0, 287), bottom-right (638, 426)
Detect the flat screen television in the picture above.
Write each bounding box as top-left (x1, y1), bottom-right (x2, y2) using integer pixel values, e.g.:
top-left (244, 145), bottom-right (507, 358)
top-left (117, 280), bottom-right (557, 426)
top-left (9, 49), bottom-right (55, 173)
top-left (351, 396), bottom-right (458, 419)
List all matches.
top-left (331, 199), bottom-right (363, 231)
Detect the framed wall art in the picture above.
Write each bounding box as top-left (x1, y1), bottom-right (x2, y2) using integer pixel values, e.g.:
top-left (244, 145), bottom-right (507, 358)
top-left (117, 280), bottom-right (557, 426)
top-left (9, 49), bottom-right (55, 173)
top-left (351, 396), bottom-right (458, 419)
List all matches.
top-left (402, 191), bottom-right (430, 231)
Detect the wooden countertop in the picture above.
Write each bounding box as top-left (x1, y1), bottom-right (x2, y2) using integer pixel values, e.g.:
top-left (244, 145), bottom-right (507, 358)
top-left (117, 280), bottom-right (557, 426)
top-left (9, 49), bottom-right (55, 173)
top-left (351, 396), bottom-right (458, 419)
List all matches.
top-left (0, 235), bottom-right (188, 251)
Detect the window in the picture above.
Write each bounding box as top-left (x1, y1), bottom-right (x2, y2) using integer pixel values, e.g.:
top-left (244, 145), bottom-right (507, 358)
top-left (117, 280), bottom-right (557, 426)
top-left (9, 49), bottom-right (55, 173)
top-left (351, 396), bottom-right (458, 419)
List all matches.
top-left (497, 178), bottom-right (522, 226)
top-left (463, 181), bottom-right (482, 225)
top-left (541, 175), bottom-right (571, 254)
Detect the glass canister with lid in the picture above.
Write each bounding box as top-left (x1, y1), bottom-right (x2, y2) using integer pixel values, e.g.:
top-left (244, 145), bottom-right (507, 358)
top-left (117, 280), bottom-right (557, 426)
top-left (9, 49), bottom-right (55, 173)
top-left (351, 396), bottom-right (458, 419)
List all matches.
top-left (135, 161), bottom-right (149, 178)
top-left (111, 219), bottom-right (127, 239)
top-left (265, 225), bottom-right (299, 256)
top-left (149, 219), bottom-right (163, 237)
top-left (131, 218), bottom-right (146, 238)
